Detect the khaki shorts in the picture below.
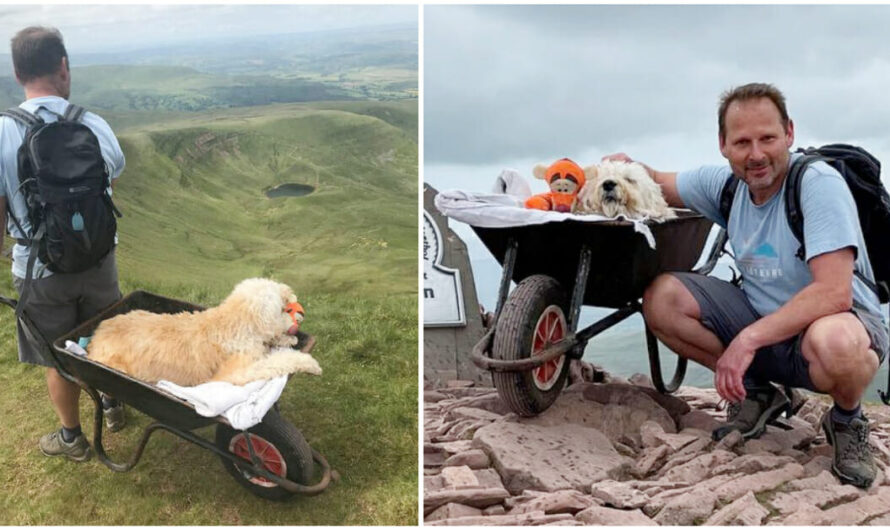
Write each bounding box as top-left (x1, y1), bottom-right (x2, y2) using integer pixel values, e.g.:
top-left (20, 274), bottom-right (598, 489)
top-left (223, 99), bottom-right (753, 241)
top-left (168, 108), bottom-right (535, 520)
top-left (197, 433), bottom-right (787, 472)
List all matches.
top-left (13, 251), bottom-right (121, 367)
top-left (670, 272), bottom-right (889, 391)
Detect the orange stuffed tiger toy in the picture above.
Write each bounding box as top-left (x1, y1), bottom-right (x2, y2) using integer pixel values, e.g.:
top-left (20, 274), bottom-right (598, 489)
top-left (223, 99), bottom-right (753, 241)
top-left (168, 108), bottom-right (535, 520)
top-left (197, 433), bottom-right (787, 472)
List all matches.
top-left (524, 158), bottom-right (586, 213)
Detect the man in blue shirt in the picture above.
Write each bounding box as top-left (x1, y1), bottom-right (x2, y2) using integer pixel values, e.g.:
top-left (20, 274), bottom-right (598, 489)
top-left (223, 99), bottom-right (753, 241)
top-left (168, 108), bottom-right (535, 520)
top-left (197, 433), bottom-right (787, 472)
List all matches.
top-left (606, 83), bottom-right (889, 488)
top-left (0, 27), bottom-right (126, 462)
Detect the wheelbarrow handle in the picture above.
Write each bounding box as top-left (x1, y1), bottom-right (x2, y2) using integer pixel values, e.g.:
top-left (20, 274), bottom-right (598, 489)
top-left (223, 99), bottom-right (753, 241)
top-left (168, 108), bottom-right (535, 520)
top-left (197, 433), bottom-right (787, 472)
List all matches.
top-left (471, 328), bottom-right (578, 372)
top-left (0, 295), bottom-right (17, 310)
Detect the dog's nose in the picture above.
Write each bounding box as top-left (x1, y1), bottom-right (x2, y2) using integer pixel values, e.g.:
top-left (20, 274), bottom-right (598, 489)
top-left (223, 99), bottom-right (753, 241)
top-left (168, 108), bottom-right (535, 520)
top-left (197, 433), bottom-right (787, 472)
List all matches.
top-left (602, 180), bottom-right (616, 192)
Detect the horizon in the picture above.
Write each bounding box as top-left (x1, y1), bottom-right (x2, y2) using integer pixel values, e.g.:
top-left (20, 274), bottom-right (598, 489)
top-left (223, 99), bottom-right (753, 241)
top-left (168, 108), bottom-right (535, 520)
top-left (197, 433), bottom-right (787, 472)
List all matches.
top-left (0, 5), bottom-right (416, 54)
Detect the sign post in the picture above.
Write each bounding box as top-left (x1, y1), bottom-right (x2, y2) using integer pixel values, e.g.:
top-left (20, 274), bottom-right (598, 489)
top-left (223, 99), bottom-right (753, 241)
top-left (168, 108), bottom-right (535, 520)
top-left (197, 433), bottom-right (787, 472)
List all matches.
top-left (423, 184), bottom-right (490, 386)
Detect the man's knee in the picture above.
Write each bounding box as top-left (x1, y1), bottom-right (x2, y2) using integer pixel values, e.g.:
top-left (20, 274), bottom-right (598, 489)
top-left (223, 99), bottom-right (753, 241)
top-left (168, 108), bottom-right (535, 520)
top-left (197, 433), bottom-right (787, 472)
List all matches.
top-left (643, 274), bottom-right (698, 327)
top-left (803, 314), bottom-right (877, 380)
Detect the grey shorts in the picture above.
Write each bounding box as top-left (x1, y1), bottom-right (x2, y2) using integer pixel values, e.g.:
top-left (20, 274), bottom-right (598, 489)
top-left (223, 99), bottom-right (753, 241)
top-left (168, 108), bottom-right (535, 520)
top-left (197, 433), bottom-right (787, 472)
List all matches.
top-left (671, 272), bottom-right (889, 392)
top-left (13, 251), bottom-right (121, 367)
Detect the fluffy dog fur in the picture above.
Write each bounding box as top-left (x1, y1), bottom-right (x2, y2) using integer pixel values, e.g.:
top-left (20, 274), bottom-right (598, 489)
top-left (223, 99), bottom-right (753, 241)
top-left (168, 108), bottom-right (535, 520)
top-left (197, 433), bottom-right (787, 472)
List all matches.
top-left (87, 278), bottom-right (321, 386)
top-left (574, 160), bottom-right (676, 221)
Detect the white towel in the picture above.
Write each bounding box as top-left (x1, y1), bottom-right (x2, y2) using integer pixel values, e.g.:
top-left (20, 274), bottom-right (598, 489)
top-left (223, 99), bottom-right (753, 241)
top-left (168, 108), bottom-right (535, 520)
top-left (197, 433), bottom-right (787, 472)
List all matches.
top-left (434, 187), bottom-right (657, 248)
top-left (491, 168), bottom-right (533, 199)
top-left (64, 340), bottom-right (88, 356)
top-left (157, 377), bottom-right (288, 430)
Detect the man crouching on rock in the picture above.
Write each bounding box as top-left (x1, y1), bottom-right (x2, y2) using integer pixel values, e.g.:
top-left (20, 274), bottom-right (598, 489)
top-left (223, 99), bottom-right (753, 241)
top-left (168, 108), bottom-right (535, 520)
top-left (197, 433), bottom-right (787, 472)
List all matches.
top-left (604, 82), bottom-right (889, 488)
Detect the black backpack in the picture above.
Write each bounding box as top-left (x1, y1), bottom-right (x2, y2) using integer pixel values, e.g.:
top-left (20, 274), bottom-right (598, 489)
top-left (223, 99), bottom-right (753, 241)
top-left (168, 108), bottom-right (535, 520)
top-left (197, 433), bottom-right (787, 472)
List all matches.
top-left (719, 144), bottom-right (890, 304)
top-left (0, 104), bottom-right (122, 314)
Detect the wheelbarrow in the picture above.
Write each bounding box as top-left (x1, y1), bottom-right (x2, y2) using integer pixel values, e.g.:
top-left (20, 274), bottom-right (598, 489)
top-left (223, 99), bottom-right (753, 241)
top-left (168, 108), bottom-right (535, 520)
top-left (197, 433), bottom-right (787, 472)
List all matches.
top-left (469, 210), bottom-right (726, 416)
top-left (0, 290), bottom-right (332, 501)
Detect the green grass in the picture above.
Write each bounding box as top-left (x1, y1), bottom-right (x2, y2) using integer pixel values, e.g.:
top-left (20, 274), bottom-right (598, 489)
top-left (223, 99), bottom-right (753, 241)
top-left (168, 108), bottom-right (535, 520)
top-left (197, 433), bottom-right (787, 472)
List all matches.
top-left (0, 101), bottom-right (418, 525)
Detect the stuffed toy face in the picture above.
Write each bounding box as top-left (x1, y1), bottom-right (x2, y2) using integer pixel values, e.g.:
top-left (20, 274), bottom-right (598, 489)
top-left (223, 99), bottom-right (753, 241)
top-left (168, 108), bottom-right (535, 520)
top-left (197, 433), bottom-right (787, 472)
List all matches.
top-left (525, 158), bottom-right (587, 212)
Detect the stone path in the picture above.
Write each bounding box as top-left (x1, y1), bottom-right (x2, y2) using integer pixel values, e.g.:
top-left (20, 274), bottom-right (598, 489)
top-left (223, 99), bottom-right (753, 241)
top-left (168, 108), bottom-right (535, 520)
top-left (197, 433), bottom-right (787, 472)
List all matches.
top-left (423, 377), bottom-right (890, 525)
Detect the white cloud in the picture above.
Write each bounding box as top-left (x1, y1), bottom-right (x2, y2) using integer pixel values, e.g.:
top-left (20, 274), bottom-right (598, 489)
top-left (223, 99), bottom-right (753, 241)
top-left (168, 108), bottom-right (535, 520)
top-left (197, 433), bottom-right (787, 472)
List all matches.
top-left (424, 5), bottom-right (890, 170)
top-left (0, 5), bottom-right (416, 53)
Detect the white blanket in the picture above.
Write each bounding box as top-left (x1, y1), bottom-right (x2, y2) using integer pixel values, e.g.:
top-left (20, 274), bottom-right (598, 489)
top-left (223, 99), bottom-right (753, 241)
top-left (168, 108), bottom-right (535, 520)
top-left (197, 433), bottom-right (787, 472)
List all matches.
top-left (434, 185), bottom-right (657, 248)
top-left (490, 168), bottom-right (533, 198)
top-left (65, 340), bottom-right (285, 430)
top-left (157, 378), bottom-right (287, 430)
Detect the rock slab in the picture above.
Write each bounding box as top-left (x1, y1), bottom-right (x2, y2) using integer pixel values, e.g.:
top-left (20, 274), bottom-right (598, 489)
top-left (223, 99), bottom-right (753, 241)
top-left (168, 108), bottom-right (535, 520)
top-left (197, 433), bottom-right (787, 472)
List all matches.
top-left (473, 421), bottom-right (630, 494)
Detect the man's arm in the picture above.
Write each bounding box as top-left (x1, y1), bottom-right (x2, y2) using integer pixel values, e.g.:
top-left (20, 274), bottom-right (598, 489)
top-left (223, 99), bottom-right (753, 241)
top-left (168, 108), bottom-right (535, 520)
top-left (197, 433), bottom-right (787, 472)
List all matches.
top-left (715, 247), bottom-right (855, 402)
top-left (601, 153), bottom-right (683, 208)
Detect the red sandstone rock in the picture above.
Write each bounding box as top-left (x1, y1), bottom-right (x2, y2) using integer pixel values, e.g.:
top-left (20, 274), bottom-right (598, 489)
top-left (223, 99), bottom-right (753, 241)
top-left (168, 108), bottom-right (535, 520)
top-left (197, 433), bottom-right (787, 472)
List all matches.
top-left (472, 421), bottom-right (630, 494)
top-left (575, 505), bottom-right (658, 525)
top-left (704, 491), bottom-right (769, 525)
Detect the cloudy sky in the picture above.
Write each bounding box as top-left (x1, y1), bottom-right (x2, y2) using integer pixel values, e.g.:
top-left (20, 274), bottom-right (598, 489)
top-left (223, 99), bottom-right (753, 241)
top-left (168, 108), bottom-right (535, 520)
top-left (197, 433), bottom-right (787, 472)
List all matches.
top-left (425, 5), bottom-right (890, 189)
top-left (0, 4), bottom-right (417, 54)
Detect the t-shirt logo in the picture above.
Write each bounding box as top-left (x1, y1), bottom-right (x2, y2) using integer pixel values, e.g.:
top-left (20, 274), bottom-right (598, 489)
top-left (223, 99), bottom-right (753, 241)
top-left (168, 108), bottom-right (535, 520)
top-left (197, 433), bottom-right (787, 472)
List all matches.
top-left (738, 242), bottom-right (784, 281)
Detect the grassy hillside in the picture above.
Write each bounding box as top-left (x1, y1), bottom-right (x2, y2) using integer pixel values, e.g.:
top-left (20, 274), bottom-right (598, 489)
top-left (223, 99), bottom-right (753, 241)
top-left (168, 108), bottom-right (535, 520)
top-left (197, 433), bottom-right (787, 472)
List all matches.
top-left (0, 66), bottom-right (351, 112)
top-left (113, 102), bottom-right (417, 296)
top-left (0, 101), bottom-right (418, 525)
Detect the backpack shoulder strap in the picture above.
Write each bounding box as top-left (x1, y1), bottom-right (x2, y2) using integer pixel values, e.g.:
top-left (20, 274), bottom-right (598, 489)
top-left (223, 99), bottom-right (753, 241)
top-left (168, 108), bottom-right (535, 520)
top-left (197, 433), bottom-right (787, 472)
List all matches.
top-left (719, 174), bottom-right (740, 226)
top-left (785, 154), bottom-right (823, 260)
top-left (787, 151), bottom-right (884, 300)
top-left (62, 103), bottom-right (86, 123)
top-left (0, 106), bottom-right (41, 128)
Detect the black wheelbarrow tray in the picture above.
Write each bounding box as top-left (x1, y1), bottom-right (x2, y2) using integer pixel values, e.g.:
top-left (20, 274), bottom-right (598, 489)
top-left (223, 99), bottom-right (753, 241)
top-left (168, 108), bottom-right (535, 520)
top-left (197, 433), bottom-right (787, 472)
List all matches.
top-left (0, 290), bottom-right (332, 501)
top-left (469, 210), bottom-right (726, 416)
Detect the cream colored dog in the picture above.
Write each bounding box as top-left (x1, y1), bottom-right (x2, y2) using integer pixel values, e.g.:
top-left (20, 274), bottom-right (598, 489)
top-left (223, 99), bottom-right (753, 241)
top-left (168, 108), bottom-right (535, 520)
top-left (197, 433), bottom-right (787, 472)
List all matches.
top-left (87, 278), bottom-right (322, 386)
top-left (575, 160), bottom-right (676, 221)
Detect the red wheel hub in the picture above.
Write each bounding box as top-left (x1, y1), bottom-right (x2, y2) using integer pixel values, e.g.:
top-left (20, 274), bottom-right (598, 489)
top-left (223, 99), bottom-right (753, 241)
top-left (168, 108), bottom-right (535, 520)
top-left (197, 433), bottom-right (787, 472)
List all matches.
top-left (531, 305), bottom-right (566, 390)
top-left (229, 433), bottom-right (287, 487)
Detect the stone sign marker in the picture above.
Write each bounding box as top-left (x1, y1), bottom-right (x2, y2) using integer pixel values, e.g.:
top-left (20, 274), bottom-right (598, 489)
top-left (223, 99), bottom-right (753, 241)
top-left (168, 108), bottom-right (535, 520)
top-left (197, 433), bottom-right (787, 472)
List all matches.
top-left (423, 184), bottom-right (491, 385)
top-left (424, 209), bottom-right (466, 326)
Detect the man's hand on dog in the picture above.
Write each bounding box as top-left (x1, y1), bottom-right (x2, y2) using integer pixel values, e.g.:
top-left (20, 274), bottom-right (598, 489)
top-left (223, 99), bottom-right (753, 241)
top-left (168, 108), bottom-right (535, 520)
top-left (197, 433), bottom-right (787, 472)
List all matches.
top-left (715, 331), bottom-right (758, 403)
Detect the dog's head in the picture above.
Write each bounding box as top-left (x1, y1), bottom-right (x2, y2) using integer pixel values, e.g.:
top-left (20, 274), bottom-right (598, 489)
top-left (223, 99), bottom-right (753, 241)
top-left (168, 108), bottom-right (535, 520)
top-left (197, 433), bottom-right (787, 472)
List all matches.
top-left (578, 160), bottom-right (659, 218)
top-left (227, 278), bottom-right (302, 337)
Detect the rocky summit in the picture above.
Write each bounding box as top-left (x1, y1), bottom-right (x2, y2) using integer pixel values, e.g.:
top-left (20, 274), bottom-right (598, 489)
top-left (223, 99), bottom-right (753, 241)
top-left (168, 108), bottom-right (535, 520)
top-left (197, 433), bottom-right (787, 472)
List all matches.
top-left (423, 372), bottom-right (890, 526)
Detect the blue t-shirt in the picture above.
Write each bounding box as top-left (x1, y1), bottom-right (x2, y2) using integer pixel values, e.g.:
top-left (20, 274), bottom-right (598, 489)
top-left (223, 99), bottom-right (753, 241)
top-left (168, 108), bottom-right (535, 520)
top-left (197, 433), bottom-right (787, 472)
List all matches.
top-left (676, 152), bottom-right (884, 323)
top-left (0, 96), bottom-right (125, 279)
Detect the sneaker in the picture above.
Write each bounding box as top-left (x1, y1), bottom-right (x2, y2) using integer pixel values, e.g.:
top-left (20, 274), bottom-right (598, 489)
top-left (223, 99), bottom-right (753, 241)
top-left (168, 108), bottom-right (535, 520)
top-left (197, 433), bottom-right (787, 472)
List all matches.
top-left (39, 429), bottom-right (91, 462)
top-left (821, 412), bottom-right (876, 488)
top-left (104, 403), bottom-right (126, 432)
top-left (712, 384), bottom-right (790, 441)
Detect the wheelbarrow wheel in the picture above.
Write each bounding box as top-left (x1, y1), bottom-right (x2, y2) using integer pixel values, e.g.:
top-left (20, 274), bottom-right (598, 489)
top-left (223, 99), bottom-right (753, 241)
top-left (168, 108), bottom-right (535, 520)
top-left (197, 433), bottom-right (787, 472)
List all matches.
top-left (215, 408), bottom-right (315, 501)
top-left (493, 275), bottom-right (570, 417)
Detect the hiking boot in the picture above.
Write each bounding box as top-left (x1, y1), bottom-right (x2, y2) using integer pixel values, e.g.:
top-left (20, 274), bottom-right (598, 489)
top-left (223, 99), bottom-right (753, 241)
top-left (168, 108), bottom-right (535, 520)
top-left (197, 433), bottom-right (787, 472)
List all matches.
top-left (104, 403), bottom-right (126, 432)
top-left (39, 429), bottom-right (91, 462)
top-left (712, 384), bottom-right (790, 441)
top-left (821, 412), bottom-right (876, 488)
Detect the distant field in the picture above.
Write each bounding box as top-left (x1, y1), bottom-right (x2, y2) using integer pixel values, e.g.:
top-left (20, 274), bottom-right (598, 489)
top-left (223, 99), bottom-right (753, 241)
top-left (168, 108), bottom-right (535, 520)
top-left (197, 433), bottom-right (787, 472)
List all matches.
top-left (0, 101), bottom-right (418, 525)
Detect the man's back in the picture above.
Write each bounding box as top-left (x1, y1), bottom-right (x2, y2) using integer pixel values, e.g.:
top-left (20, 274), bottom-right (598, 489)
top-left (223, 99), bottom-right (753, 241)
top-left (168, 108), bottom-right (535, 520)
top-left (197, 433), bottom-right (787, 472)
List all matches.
top-left (0, 95), bottom-right (125, 278)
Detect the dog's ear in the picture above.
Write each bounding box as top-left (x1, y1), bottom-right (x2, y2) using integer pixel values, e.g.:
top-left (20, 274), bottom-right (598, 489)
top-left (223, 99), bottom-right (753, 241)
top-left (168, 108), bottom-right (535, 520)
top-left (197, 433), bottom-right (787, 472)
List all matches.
top-left (532, 164), bottom-right (549, 181)
top-left (582, 165), bottom-right (599, 181)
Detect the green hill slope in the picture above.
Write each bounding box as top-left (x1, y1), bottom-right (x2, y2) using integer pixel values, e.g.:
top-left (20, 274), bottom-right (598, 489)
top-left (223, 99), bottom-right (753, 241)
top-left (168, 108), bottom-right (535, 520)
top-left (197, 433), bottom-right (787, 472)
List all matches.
top-left (114, 102), bottom-right (417, 297)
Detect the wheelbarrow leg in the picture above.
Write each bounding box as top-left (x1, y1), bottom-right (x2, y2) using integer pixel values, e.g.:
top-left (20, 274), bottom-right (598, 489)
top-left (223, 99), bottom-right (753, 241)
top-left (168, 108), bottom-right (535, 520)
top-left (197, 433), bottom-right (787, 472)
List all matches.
top-left (494, 237), bottom-right (519, 321)
top-left (471, 237), bottom-right (518, 368)
top-left (645, 324), bottom-right (687, 394)
top-left (568, 244), bottom-right (592, 358)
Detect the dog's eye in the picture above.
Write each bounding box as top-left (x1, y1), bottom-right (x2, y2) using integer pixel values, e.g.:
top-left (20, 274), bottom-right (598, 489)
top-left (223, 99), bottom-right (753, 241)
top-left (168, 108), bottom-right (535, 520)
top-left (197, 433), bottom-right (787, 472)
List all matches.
top-left (626, 177), bottom-right (636, 184)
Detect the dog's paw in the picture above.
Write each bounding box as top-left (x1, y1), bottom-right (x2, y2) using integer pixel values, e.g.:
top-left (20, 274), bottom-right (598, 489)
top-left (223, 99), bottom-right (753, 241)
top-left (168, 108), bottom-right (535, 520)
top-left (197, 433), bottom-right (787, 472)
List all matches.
top-left (271, 334), bottom-right (300, 348)
top-left (292, 352), bottom-right (322, 376)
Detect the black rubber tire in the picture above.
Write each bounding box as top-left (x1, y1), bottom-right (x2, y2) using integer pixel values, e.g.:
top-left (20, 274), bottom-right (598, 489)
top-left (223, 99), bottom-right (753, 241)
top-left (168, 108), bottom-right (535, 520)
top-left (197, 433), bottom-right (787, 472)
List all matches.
top-left (215, 408), bottom-right (315, 501)
top-left (492, 275), bottom-right (570, 417)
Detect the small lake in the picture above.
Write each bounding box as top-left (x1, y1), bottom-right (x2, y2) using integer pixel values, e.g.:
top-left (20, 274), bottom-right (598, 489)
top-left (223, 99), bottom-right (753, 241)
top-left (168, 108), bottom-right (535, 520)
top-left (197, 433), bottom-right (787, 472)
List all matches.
top-left (265, 183), bottom-right (315, 198)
